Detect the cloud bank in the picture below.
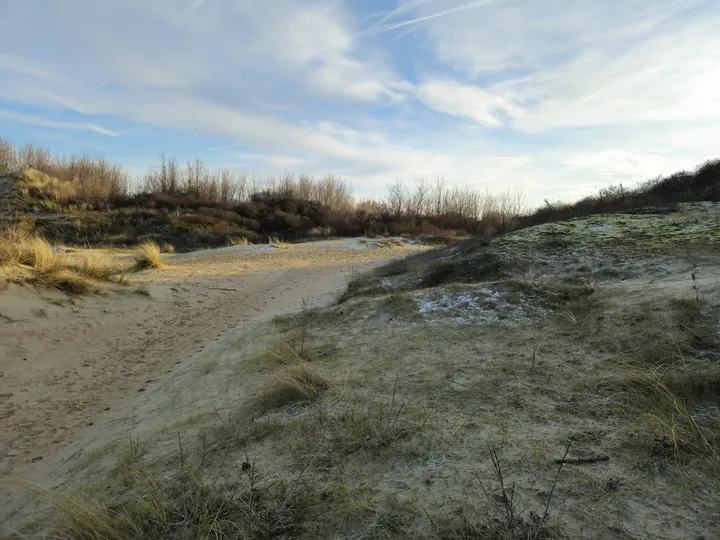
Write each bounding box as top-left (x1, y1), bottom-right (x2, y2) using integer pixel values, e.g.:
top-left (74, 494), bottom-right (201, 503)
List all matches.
top-left (0, 0), bottom-right (718, 203)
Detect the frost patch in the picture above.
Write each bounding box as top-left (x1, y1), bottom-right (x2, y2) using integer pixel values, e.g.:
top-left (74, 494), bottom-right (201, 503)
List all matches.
top-left (683, 224), bottom-right (709, 233)
top-left (412, 287), bottom-right (545, 325)
top-left (179, 244), bottom-right (274, 258)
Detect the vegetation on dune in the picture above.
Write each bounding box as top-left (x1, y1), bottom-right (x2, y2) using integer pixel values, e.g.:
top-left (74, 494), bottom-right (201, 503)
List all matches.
top-left (11, 199), bottom-right (720, 538)
top-left (0, 227), bottom-right (126, 293)
top-left (134, 240), bottom-right (164, 270)
top-left (2, 137), bottom-right (719, 253)
top-left (0, 138), bottom-right (522, 249)
top-left (3, 139), bottom-right (720, 538)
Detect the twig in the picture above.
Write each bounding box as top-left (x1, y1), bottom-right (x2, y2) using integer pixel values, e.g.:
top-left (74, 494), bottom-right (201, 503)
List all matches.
top-left (533, 438), bottom-right (573, 540)
top-left (208, 287), bottom-right (239, 291)
top-left (553, 454), bottom-right (609, 465)
top-left (487, 444), bottom-right (517, 533)
top-left (418, 500), bottom-right (439, 536)
top-left (177, 432), bottom-right (184, 475)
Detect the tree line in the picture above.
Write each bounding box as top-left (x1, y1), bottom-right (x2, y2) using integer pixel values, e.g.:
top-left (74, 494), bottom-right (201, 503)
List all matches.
top-left (0, 139), bottom-right (526, 224)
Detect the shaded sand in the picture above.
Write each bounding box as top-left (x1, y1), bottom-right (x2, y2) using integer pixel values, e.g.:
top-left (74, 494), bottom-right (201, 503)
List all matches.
top-left (0, 239), bottom-right (422, 527)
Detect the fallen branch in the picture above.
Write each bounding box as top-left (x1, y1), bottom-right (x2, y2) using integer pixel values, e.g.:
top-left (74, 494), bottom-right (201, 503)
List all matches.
top-left (553, 454), bottom-right (609, 465)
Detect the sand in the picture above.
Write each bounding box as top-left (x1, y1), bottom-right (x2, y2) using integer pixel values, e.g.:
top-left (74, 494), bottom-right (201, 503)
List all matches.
top-left (0, 239), bottom-right (421, 527)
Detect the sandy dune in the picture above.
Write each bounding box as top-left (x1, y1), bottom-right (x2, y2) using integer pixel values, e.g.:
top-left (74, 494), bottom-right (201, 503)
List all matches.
top-left (0, 239), bottom-right (420, 527)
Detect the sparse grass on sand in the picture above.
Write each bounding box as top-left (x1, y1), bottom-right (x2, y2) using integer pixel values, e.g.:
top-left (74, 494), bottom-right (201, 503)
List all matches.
top-left (11, 205), bottom-right (720, 539)
top-left (231, 236), bottom-right (250, 246)
top-left (134, 241), bottom-right (164, 270)
top-left (0, 228), bottom-right (126, 293)
top-left (269, 236), bottom-right (291, 249)
top-left (133, 283), bottom-right (151, 296)
top-left (69, 253), bottom-right (124, 280)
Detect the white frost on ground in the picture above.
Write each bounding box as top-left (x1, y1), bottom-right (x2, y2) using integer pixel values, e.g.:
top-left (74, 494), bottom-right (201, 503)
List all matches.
top-left (412, 287), bottom-right (543, 325)
top-left (380, 278), bottom-right (394, 288)
top-left (340, 241), bottom-right (378, 249)
top-left (178, 244), bottom-right (275, 258)
top-left (339, 238), bottom-right (408, 249)
top-left (684, 224), bottom-right (710, 233)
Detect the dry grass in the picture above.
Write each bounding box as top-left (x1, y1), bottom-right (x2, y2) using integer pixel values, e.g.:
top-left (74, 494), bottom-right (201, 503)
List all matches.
top-left (19, 168), bottom-right (77, 200)
top-left (620, 363), bottom-right (720, 458)
top-left (6, 479), bottom-right (134, 540)
top-left (160, 242), bottom-right (175, 253)
top-left (0, 228), bottom-right (60, 271)
top-left (69, 253), bottom-right (124, 280)
top-left (0, 228), bottom-right (126, 294)
top-left (334, 383), bottom-right (416, 452)
top-left (134, 241), bottom-right (163, 270)
top-left (231, 236), bottom-right (250, 246)
top-left (266, 343), bottom-right (307, 366)
top-left (29, 268), bottom-right (96, 295)
top-left (134, 284), bottom-right (151, 297)
top-left (260, 363), bottom-right (329, 410)
top-left (12, 455), bottom-right (361, 540)
top-left (269, 237), bottom-right (291, 249)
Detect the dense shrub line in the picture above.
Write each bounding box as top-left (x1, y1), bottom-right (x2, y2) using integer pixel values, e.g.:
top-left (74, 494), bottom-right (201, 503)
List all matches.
top-left (2, 138), bottom-right (718, 247)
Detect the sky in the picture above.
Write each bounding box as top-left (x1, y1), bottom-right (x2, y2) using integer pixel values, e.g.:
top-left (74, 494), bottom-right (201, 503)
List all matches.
top-left (0, 0), bottom-right (718, 204)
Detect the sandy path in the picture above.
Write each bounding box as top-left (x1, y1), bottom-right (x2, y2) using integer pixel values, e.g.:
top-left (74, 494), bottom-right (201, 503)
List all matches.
top-left (0, 241), bottom-right (417, 527)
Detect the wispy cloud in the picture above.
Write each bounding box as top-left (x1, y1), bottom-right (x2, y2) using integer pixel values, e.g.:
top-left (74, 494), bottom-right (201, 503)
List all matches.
top-left (362, 0), bottom-right (492, 36)
top-left (178, 0), bottom-right (210, 20)
top-left (0, 0), bottom-right (717, 204)
top-left (0, 110), bottom-right (118, 136)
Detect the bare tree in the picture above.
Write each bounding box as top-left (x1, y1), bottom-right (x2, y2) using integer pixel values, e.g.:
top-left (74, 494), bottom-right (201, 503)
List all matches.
top-left (432, 176), bottom-right (446, 215)
top-left (408, 179), bottom-right (429, 219)
top-left (496, 187), bottom-right (528, 226)
top-left (386, 179), bottom-right (406, 219)
top-left (219, 168), bottom-right (234, 203)
top-left (0, 138), bottom-right (17, 175)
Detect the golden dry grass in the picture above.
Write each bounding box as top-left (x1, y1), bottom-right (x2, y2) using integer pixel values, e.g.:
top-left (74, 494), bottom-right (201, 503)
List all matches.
top-left (231, 236), bottom-right (250, 246)
top-left (0, 228), bottom-right (125, 294)
top-left (160, 242), bottom-right (175, 254)
top-left (134, 241), bottom-right (163, 270)
top-left (0, 228), bottom-right (59, 271)
top-left (69, 253), bottom-right (124, 280)
top-left (20, 168), bottom-right (77, 200)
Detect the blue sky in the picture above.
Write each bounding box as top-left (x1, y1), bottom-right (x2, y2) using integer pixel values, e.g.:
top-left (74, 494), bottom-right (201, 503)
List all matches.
top-left (0, 0), bottom-right (718, 203)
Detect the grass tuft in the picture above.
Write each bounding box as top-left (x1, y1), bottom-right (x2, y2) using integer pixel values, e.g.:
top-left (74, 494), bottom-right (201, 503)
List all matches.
top-left (134, 241), bottom-right (163, 270)
top-left (134, 284), bottom-right (151, 296)
top-left (0, 228), bottom-right (125, 294)
top-left (620, 364), bottom-right (720, 458)
top-left (260, 363), bottom-right (329, 410)
top-left (0, 228), bottom-right (59, 271)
